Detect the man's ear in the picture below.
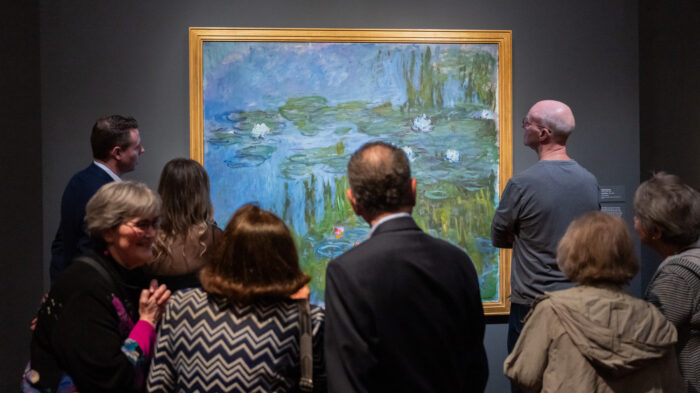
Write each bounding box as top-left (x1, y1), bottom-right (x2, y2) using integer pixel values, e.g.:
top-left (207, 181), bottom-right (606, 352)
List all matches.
top-left (110, 145), bottom-right (123, 161)
top-left (410, 178), bottom-right (417, 207)
top-left (346, 188), bottom-right (361, 215)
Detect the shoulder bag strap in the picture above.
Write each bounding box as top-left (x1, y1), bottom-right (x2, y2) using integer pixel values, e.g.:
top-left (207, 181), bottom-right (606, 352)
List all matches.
top-left (297, 298), bottom-right (313, 392)
top-left (74, 255), bottom-right (118, 293)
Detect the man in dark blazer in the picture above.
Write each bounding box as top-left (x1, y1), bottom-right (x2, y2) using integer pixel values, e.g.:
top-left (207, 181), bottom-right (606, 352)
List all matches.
top-left (324, 141), bottom-right (488, 393)
top-left (49, 115), bottom-right (144, 283)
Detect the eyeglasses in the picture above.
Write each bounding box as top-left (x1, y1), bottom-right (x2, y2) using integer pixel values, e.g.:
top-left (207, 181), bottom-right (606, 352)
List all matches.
top-left (522, 117), bottom-right (550, 132)
top-left (522, 117), bottom-right (541, 128)
top-left (123, 217), bottom-right (161, 232)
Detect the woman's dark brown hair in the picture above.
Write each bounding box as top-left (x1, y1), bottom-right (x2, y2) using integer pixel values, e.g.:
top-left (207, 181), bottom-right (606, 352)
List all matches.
top-left (199, 204), bottom-right (310, 303)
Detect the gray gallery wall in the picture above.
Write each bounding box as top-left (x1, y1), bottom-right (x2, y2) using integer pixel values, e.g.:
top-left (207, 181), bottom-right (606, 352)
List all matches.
top-left (0, 0), bottom-right (644, 391)
top-left (0, 1), bottom-right (42, 391)
top-left (640, 0), bottom-right (700, 189)
top-left (34, 1), bottom-right (639, 391)
top-left (638, 0), bottom-right (700, 291)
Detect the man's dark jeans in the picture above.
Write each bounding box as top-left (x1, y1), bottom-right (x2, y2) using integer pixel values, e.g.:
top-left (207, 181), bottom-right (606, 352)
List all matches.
top-left (507, 302), bottom-right (531, 393)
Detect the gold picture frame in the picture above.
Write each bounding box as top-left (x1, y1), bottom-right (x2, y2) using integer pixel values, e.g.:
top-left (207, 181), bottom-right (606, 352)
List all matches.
top-left (189, 27), bottom-right (512, 315)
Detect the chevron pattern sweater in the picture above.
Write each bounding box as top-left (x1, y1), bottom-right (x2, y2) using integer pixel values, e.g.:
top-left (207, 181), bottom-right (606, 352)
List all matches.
top-left (147, 288), bottom-right (326, 393)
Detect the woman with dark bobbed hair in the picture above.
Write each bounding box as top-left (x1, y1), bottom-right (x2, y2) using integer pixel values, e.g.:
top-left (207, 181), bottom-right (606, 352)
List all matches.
top-left (146, 158), bottom-right (222, 290)
top-left (505, 211), bottom-right (683, 393)
top-left (147, 204), bottom-right (326, 393)
top-left (635, 172), bottom-right (700, 392)
top-left (26, 181), bottom-right (171, 393)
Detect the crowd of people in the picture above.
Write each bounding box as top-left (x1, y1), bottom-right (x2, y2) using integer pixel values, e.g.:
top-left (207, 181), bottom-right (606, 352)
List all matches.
top-left (21, 101), bottom-right (700, 393)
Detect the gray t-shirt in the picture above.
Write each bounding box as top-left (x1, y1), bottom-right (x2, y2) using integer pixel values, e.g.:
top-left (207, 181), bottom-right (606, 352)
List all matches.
top-left (491, 160), bottom-right (599, 305)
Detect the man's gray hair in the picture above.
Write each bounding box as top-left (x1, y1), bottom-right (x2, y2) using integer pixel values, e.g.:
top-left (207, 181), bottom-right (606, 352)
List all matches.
top-left (539, 111), bottom-right (575, 139)
top-left (529, 100), bottom-right (576, 142)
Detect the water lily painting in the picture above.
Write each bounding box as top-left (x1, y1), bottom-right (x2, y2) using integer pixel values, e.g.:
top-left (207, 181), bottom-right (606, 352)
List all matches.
top-left (189, 28), bottom-right (513, 314)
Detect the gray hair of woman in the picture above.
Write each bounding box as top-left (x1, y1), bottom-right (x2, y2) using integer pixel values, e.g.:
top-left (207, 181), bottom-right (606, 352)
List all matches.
top-left (85, 181), bottom-right (161, 238)
top-left (633, 172), bottom-right (700, 248)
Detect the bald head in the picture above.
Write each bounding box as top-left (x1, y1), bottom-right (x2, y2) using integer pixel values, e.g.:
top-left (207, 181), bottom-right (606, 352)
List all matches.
top-left (347, 141), bottom-right (413, 218)
top-left (527, 100), bottom-right (575, 143)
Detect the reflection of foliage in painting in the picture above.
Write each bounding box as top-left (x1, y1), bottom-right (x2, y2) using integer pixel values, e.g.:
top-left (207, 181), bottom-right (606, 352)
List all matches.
top-left (203, 42), bottom-right (500, 304)
top-left (400, 47), bottom-right (497, 112)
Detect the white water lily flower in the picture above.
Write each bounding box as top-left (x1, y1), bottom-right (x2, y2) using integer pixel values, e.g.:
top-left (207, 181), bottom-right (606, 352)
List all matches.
top-left (412, 114), bottom-right (433, 132)
top-left (251, 123), bottom-right (270, 139)
top-left (445, 149), bottom-right (460, 163)
top-left (402, 146), bottom-right (416, 162)
top-left (470, 109), bottom-right (494, 120)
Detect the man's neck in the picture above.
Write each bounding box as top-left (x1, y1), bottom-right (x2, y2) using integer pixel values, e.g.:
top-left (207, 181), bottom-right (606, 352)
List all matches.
top-left (367, 208), bottom-right (412, 227)
top-left (94, 159), bottom-right (122, 177)
top-left (537, 144), bottom-right (571, 161)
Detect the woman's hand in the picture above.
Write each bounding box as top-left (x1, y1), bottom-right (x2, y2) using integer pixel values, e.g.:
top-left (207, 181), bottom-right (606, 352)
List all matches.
top-left (138, 279), bottom-right (171, 327)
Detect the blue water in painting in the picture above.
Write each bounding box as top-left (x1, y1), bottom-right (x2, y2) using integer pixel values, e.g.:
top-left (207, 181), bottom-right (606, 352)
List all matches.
top-left (202, 41), bottom-right (502, 304)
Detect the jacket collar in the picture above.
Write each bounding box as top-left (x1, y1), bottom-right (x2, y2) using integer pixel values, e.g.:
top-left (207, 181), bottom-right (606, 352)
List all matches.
top-left (370, 215), bottom-right (421, 238)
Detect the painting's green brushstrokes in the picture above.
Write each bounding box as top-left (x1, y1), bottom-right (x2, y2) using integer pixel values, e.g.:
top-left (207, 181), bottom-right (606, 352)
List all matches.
top-left (203, 42), bottom-right (501, 305)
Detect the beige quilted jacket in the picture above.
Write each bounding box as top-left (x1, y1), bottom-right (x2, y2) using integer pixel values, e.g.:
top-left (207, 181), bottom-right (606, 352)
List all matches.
top-left (504, 285), bottom-right (685, 393)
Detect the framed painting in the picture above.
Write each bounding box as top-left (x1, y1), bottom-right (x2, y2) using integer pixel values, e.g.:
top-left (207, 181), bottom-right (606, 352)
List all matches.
top-left (189, 28), bottom-right (512, 315)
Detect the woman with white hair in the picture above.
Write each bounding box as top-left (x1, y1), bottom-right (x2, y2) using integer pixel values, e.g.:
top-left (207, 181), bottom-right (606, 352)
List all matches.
top-left (25, 181), bottom-right (171, 393)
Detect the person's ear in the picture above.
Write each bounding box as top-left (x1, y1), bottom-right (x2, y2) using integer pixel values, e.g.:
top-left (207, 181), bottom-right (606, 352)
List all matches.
top-left (102, 228), bottom-right (116, 244)
top-left (110, 145), bottom-right (123, 161)
top-left (410, 178), bottom-right (417, 207)
top-left (346, 188), bottom-right (361, 215)
top-left (634, 216), bottom-right (659, 243)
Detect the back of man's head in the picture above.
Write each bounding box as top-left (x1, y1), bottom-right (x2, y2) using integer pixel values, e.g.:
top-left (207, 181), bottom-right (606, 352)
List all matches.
top-left (529, 100), bottom-right (575, 144)
top-left (347, 141), bottom-right (413, 218)
top-left (90, 115), bottom-right (138, 160)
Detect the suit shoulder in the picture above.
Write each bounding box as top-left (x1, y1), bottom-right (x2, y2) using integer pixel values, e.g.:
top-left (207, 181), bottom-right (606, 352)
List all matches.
top-left (424, 233), bottom-right (472, 258)
top-left (64, 165), bottom-right (111, 196)
top-left (328, 240), bottom-right (368, 267)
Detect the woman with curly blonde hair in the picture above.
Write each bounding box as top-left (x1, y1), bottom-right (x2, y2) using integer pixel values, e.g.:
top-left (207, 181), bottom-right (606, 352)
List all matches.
top-left (146, 158), bottom-right (222, 290)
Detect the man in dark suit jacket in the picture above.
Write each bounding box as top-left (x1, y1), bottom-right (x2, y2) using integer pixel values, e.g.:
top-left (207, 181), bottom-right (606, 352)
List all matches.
top-left (324, 141), bottom-right (488, 393)
top-left (50, 115), bottom-right (144, 283)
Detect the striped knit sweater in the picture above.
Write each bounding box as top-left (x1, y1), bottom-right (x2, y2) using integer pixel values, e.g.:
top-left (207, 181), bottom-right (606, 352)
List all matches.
top-left (146, 288), bottom-right (326, 393)
top-left (645, 247), bottom-right (700, 393)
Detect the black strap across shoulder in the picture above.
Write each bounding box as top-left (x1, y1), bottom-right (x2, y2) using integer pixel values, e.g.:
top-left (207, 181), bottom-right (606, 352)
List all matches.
top-left (297, 298), bottom-right (313, 392)
top-left (74, 255), bottom-right (117, 290)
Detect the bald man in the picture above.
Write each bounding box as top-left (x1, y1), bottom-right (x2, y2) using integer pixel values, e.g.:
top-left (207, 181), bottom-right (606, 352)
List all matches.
top-left (491, 100), bottom-right (599, 391)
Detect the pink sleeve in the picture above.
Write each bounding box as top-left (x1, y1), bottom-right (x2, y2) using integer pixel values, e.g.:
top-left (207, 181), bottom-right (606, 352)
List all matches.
top-left (128, 320), bottom-right (156, 358)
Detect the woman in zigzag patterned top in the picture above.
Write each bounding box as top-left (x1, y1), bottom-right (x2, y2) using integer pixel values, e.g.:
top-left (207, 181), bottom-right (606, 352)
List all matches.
top-left (147, 204), bottom-right (326, 393)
